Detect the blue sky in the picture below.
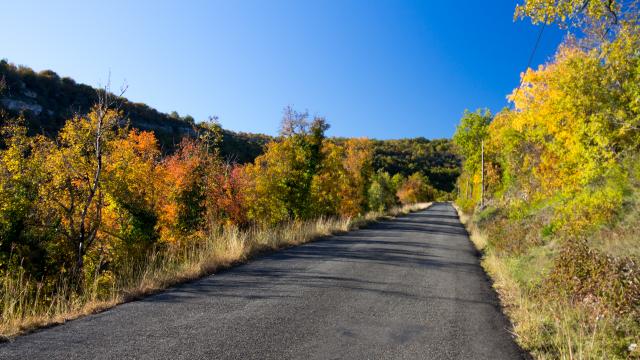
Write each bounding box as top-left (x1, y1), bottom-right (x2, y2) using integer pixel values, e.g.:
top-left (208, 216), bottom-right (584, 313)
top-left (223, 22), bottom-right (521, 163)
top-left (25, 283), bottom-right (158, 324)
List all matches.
top-left (1, 1), bottom-right (565, 139)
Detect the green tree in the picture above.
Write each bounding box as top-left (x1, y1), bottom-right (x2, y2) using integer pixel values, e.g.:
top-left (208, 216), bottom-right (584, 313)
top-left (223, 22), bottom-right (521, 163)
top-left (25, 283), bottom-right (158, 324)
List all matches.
top-left (453, 109), bottom-right (492, 170)
top-left (367, 171), bottom-right (398, 212)
top-left (244, 108), bottom-right (331, 224)
top-left (0, 119), bottom-right (51, 277)
top-left (278, 108), bottom-right (329, 220)
top-left (453, 109), bottom-right (491, 207)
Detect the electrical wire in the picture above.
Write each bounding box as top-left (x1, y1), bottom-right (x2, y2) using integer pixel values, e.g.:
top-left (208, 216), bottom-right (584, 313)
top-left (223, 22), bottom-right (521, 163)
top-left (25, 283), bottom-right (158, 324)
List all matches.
top-left (511, 23), bottom-right (546, 107)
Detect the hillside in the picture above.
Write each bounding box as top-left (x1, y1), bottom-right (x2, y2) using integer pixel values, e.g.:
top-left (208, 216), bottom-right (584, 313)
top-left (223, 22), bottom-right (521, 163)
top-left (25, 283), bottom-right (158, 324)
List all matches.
top-left (0, 59), bottom-right (271, 163)
top-left (371, 138), bottom-right (459, 192)
top-left (0, 60), bottom-right (460, 192)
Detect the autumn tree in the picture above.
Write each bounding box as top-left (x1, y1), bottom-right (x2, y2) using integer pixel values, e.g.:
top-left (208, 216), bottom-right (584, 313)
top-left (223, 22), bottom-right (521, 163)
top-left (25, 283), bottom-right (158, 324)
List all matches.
top-left (396, 172), bottom-right (435, 204)
top-left (339, 138), bottom-right (374, 217)
top-left (304, 141), bottom-right (340, 217)
top-left (40, 98), bottom-right (124, 283)
top-left (0, 119), bottom-right (52, 276)
top-left (207, 162), bottom-right (249, 227)
top-left (453, 109), bottom-right (491, 206)
top-left (159, 140), bottom-right (211, 243)
top-left (516, 0), bottom-right (623, 26)
top-left (103, 129), bottom-right (162, 262)
top-left (243, 108), bottom-right (331, 224)
top-left (279, 108), bottom-right (330, 220)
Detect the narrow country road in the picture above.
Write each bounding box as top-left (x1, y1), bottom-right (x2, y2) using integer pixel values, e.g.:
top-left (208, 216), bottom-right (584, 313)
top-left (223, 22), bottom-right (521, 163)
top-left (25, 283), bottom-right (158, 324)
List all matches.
top-left (0, 203), bottom-right (525, 359)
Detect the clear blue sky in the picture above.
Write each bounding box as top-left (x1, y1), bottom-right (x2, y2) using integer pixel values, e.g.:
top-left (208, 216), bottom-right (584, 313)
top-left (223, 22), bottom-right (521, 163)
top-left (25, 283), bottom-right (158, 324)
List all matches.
top-left (1, 1), bottom-right (564, 139)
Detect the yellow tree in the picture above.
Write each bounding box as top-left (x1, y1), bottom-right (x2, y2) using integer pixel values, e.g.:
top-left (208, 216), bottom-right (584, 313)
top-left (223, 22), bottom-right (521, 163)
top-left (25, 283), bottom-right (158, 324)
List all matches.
top-left (242, 139), bottom-right (301, 225)
top-left (509, 45), bottom-right (624, 196)
top-left (310, 141), bottom-right (345, 217)
top-left (0, 118), bottom-right (52, 276)
top-left (515, 0), bottom-right (623, 27)
top-left (103, 129), bottom-right (162, 262)
top-left (243, 109), bottom-right (331, 224)
top-left (40, 102), bottom-right (123, 281)
top-left (396, 172), bottom-right (435, 204)
top-left (339, 138), bottom-right (373, 217)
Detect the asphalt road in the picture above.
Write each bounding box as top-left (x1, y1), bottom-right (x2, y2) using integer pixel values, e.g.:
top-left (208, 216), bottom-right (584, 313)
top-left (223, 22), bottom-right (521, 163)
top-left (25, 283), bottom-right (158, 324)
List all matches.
top-left (0, 202), bottom-right (525, 360)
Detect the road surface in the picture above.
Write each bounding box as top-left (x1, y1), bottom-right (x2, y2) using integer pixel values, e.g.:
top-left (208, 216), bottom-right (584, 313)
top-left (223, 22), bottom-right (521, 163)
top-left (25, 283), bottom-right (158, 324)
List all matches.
top-left (0, 203), bottom-right (525, 359)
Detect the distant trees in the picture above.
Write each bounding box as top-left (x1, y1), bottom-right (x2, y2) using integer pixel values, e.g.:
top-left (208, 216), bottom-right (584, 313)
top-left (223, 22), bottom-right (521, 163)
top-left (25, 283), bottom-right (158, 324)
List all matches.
top-left (370, 138), bottom-right (460, 193)
top-left (367, 171), bottom-right (398, 212)
top-left (366, 170), bottom-right (435, 211)
top-left (396, 172), bottom-right (436, 205)
top-left (241, 108), bottom-right (328, 224)
top-left (242, 108), bottom-right (384, 224)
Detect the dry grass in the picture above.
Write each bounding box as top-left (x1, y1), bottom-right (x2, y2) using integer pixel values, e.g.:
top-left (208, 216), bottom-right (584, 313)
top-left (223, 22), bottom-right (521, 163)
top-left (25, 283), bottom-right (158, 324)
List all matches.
top-left (453, 203), bottom-right (488, 251)
top-left (0, 202), bottom-right (431, 339)
top-left (486, 250), bottom-right (635, 359)
top-left (591, 199), bottom-right (640, 259)
top-left (454, 205), bottom-right (639, 359)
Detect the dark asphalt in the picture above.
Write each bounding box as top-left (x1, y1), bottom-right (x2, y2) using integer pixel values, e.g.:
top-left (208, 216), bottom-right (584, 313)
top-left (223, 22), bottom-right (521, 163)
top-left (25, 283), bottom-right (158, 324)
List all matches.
top-left (0, 202), bottom-right (525, 359)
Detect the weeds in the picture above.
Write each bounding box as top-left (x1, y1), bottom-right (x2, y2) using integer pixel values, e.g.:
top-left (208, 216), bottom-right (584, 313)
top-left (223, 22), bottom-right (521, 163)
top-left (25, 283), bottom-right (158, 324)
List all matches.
top-left (454, 205), bottom-right (640, 359)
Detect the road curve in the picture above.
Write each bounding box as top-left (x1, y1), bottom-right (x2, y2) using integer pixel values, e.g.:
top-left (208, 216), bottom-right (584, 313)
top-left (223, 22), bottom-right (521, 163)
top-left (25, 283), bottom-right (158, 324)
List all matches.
top-left (0, 203), bottom-right (525, 359)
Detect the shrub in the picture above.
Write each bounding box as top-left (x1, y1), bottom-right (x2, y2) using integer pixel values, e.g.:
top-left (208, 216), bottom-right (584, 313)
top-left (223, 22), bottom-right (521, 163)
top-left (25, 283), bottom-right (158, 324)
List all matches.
top-left (546, 240), bottom-right (640, 318)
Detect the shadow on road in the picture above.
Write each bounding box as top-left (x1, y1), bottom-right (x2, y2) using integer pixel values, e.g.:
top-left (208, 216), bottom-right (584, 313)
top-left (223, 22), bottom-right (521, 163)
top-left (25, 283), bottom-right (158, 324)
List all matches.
top-left (146, 204), bottom-right (498, 313)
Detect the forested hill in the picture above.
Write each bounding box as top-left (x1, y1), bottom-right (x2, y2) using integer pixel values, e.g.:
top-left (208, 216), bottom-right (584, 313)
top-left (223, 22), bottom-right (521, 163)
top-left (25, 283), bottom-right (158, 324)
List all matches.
top-left (0, 60), bottom-right (460, 191)
top-left (0, 60), bottom-right (271, 163)
top-left (371, 138), bottom-right (460, 192)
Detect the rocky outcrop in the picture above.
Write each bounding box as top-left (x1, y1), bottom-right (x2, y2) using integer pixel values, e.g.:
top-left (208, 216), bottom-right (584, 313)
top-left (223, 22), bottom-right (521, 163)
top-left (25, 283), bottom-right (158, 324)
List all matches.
top-left (0, 98), bottom-right (43, 115)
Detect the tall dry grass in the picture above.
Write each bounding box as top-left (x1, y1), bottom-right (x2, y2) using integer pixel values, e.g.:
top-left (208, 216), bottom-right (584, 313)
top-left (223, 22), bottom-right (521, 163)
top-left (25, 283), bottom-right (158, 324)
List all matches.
top-left (0, 202), bottom-right (430, 339)
top-left (453, 204), bottom-right (639, 359)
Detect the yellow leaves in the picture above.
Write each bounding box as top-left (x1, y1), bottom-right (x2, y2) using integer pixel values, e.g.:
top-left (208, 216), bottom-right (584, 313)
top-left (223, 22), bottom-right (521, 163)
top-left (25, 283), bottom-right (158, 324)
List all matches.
top-left (310, 142), bottom-right (345, 216)
top-left (556, 180), bottom-right (625, 234)
top-left (339, 138), bottom-right (374, 217)
top-left (502, 44), bottom-right (626, 197)
top-left (396, 172), bottom-right (434, 205)
top-left (458, 16), bottom-right (639, 241)
top-left (514, 0), bottom-right (624, 31)
top-left (239, 135), bottom-right (375, 223)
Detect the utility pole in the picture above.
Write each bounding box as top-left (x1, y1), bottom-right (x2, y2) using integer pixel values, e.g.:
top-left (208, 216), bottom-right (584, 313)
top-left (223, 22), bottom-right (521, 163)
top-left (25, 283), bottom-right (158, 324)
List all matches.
top-left (480, 139), bottom-right (484, 209)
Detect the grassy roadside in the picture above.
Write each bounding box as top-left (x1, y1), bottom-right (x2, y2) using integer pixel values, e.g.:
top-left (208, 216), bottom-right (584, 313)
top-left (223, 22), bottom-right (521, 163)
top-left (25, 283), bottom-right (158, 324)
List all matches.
top-left (0, 202), bottom-right (431, 339)
top-left (454, 204), bottom-right (639, 359)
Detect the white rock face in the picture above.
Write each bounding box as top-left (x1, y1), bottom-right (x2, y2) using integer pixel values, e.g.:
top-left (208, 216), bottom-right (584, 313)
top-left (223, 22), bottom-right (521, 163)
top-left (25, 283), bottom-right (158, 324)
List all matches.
top-left (0, 98), bottom-right (43, 115)
top-left (23, 89), bottom-right (37, 98)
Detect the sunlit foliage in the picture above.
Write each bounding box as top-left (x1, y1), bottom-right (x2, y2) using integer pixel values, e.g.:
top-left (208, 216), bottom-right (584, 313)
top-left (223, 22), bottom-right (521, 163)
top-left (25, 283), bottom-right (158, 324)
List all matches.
top-left (0, 96), bottom-right (440, 296)
top-left (396, 172), bottom-right (436, 205)
top-left (456, 3), bottom-right (640, 358)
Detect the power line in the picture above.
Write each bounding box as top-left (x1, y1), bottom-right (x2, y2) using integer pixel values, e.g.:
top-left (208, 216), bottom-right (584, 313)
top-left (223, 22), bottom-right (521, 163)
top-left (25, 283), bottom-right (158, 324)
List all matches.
top-left (511, 23), bottom-right (546, 107)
